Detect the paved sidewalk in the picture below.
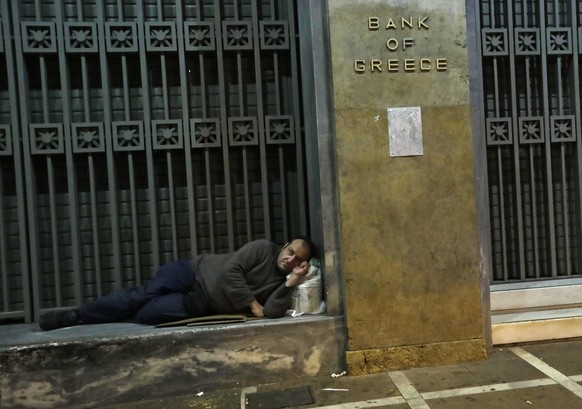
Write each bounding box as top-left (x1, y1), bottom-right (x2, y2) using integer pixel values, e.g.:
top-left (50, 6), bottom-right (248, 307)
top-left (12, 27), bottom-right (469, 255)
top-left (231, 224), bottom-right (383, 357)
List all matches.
top-left (103, 339), bottom-right (582, 409)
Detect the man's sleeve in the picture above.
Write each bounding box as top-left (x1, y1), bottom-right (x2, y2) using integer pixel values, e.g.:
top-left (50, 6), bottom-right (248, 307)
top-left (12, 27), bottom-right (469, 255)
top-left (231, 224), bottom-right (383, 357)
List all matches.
top-left (263, 284), bottom-right (295, 318)
top-left (219, 240), bottom-right (269, 310)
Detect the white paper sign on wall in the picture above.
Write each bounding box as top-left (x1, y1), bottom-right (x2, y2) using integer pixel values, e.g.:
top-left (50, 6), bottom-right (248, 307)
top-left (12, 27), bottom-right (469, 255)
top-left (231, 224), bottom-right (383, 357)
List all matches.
top-left (387, 107), bottom-right (423, 157)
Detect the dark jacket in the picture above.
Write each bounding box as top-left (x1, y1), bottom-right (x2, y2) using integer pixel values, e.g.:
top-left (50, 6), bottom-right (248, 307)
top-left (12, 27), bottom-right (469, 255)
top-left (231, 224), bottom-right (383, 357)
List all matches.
top-left (192, 239), bottom-right (294, 318)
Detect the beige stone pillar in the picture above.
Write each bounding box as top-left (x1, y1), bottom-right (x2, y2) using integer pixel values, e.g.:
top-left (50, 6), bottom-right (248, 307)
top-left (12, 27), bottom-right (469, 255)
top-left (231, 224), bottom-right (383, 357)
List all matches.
top-left (327, 1), bottom-right (487, 374)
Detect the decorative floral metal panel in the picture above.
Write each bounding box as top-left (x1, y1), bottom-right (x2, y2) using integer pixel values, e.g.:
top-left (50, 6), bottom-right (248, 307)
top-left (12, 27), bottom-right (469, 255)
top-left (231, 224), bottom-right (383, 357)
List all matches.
top-left (477, 0), bottom-right (582, 283)
top-left (0, 0), bottom-right (309, 321)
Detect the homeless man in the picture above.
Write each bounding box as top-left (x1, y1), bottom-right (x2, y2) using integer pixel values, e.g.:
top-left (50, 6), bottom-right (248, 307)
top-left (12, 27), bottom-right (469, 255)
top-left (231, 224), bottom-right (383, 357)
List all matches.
top-left (39, 237), bottom-right (315, 330)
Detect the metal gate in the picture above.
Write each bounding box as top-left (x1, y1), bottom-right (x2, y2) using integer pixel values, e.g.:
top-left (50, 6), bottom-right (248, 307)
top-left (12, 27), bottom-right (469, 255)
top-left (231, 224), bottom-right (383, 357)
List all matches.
top-left (0, 0), bottom-right (310, 322)
top-left (475, 0), bottom-right (582, 283)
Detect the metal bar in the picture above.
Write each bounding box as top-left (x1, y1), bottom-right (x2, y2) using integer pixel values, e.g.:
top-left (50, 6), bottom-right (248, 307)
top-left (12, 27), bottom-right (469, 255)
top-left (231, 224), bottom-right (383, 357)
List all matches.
top-left (82, 57), bottom-right (91, 120)
top-left (287, 0), bottom-right (307, 235)
top-left (524, 57), bottom-right (540, 277)
top-left (497, 147), bottom-right (509, 281)
top-left (251, 0), bottom-right (271, 240)
top-left (117, 0), bottom-right (123, 21)
top-left (40, 57), bottom-right (49, 122)
top-left (55, 2), bottom-right (83, 305)
top-left (273, 51), bottom-right (288, 239)
top-left (88, 155), bottom-right (102, 295)
top-left (128, 154), bottom-right (142, 284)
top-left (1, 0), bottom-right (29, 320)
top-left (177, 0), bottom-right (199, 255)
top-left (570, 0), bottom-right (582, 277)
top-left (507, 2), bottom-right (526, 279)
top-left (167, 151), bottom-right (178, 260)
top-left (199, 53), bottom-right (215, 252)
top-left (555, 55), bottom-right (571, 275)
top-left (530, 147), bottom-right (540, 277)
top-left (137, 0), bottom-right (161, 268)
top-left (47, 157), bottom-right (62, 306)
top-left (81, 52), bottom-right (103, 294)
top-left (236, 52), bottom-right (252, 241)
top-left (161, 54), bottom-right (169, 119)
top-left (122, 57), bottom-right (130, 118)
top-left (0, 167), bottom-right (8, 311)
top-left (539, 0), bottom-right (558, 276)
top-left (118, 25), bottom-right (142, 283)
top-left (204, 149), bottom-right (215, 252)
top-left (159, 50), bottom-right (178, 259)
top-left (11, 0), bottom-right (40, 321)
top-left (492, 56), bottom-right (508, 280)
top-left (278, 145), bottom-right (288, 240)
top-left (34, 0), bottom-right (41, 21)
top-left (215, 0), bottom-right (235, 251)
top-left (77, 0), bottom-right (83, 20)
top-left (96, 2), bottom-right (123, 290)
top-left (242, 147), bottom-right (252, 241)
top-left (561, 144), bottom-right (571, 275)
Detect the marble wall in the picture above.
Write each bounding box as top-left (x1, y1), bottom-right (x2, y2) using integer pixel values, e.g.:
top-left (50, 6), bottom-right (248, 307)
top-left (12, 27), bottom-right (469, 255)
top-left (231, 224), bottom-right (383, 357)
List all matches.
top-left (327, 0), bottom-right (487, 373)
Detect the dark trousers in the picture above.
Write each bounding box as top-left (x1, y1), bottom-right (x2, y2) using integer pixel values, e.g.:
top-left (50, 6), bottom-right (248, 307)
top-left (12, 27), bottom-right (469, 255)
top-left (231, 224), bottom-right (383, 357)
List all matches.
top-left (78, 259), bottom-right (211, 325)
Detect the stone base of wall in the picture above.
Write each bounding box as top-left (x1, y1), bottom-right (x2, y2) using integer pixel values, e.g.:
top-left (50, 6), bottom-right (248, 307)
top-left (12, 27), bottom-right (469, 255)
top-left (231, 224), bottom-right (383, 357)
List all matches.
top-left (346, 339), bottom-right (487, 375)
top-left (0, 316), bottom-right (345, 409)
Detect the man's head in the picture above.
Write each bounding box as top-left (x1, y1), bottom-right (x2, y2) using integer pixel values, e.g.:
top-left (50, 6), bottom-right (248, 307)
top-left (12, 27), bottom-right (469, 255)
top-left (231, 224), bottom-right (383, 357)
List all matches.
top-left (276, 237), bottom-right (314, 273)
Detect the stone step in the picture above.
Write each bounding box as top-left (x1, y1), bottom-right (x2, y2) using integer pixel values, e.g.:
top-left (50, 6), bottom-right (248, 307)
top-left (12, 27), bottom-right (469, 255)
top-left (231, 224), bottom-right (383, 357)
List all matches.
top-left (492, 306), bottom-right (582, 345)
top-left (0, 315), bottom-right (345, 409)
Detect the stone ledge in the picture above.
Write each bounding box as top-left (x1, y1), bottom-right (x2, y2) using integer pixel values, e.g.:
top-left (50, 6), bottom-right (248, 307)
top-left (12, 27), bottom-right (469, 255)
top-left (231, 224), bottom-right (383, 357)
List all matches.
top-left (346, 338), bottom-right (487, 375)
top-left (0, 315), bottom-right (346, 409)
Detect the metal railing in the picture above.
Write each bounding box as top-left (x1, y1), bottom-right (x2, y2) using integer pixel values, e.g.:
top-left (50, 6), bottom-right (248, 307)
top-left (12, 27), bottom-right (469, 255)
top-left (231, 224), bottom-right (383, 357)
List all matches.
top-left (0, 0), bottom-right (310, 321)
top-left (476, 0), bottom-right (582, 283)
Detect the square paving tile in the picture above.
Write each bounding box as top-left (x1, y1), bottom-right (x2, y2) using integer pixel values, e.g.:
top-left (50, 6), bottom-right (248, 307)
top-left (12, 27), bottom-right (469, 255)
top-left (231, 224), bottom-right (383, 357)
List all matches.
top-left (522, 340), bottom-right (582, 377)
top-left (403, 348), bottom-right (547, 393)
top-left (253, 373), bottom-right (400, 407)
top-left (427, 384), bottom-right (582, 409)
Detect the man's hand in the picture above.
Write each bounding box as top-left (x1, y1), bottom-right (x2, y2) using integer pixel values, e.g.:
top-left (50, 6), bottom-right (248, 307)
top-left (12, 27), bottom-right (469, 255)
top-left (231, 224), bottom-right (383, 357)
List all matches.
top-left (249, 300), bottom-right (264, 318)
top-left (285, 261), bottom-right (309, 287)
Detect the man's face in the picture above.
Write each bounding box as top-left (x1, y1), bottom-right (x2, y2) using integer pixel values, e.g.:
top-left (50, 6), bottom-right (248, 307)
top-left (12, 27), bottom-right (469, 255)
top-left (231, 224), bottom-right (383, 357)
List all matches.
top-left (277, 240), bottom-right (311, 273)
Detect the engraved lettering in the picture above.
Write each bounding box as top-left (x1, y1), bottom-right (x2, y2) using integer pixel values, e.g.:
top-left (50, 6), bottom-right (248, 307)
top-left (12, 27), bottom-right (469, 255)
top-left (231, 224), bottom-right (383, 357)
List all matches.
top-left (402, 38), bottom-right (414, 50)
top-left (418, 17), bottom-right (429, 29)
top-left (401, 17), bottom-right (413, 29)
top-left (419, 58), bottom-right (431, 71)
top-left (386, 38), bottom-right (399, 51)
top-left (354, 59), bottom-right (366, 72)
top-left (436, 58), bottom-right (448, 71)
top-left (404, 59), bottom-right (415, 71)
top-left (371, 59), bottom-right (382, 72)
top-left (368, 17), bottom-right (379, 30)
top-left (384, 60), bottom-right (396, 71)
top-left (385, 18), bottom-right (396, 29)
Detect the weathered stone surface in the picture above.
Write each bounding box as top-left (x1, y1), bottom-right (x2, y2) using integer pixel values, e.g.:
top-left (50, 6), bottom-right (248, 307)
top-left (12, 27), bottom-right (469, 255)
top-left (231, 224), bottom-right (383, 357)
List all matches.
top-left (327, 0), bottom-right (486, 368)
top-left (0, 317), bottom-right (345, 409)
top-left (346, 339), bottom-right (487, 375)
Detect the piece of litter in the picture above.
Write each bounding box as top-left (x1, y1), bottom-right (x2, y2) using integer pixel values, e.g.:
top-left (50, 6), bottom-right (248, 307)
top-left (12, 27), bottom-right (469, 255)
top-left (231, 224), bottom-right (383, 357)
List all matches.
top-left (331, 370), bottom-right (347, 378)
top-left (323, 388), bottom-right (349, 392)
top-left (526, 401), bottom-right (532, 405)
top-left (196, 392), bottom-right (204, 397)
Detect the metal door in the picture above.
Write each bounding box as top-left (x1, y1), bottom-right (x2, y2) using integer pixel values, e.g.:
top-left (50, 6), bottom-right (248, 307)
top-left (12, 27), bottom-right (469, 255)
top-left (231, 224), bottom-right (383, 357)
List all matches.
top-left (475, 0), bottom-right (582, 283)
top-left (0, 0), bottom-right (310, 322)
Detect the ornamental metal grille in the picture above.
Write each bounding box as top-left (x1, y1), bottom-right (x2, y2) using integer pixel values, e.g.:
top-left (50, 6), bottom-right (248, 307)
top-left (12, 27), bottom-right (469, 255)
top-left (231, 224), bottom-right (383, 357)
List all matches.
top-left (476, 0), bottom-right (582, 283)
top-left (0, 0), bottom-right (309, 322)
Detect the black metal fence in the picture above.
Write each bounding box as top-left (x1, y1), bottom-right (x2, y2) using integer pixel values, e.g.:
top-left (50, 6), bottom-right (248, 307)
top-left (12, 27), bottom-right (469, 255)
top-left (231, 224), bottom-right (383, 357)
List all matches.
top-left (476, 0), bottom-right (582, 283)
top-left (0, 0), bottom-right (309, 322)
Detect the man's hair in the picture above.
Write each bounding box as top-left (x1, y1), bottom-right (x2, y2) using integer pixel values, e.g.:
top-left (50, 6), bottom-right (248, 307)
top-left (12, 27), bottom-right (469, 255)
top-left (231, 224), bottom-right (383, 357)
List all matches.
top-left (289, 235), bottom-right (319, 260)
